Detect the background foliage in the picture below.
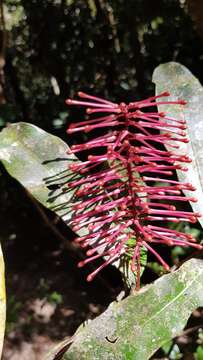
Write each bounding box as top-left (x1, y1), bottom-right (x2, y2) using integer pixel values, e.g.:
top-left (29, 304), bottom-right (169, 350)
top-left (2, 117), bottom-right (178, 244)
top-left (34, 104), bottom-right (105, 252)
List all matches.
top-left (1, 0), bottom-right (203, 359)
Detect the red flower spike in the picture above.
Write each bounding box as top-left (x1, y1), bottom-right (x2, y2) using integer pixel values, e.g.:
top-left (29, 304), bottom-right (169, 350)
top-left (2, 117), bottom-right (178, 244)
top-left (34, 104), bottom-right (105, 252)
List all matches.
top-left (66, 92), bottom-right (202, 289)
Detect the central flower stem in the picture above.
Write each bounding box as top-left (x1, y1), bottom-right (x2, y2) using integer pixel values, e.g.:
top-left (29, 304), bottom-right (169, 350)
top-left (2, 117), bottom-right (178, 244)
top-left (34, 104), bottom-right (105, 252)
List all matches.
top-left (125, 111), bottom-right (142, 289)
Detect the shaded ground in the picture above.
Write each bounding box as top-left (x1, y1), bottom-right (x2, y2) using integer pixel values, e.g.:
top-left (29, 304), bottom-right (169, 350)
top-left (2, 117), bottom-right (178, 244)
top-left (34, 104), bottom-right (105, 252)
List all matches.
top-left (3, 250), bottom-right (122, 360)
top-left (0, 174), bottom-right (123, 359)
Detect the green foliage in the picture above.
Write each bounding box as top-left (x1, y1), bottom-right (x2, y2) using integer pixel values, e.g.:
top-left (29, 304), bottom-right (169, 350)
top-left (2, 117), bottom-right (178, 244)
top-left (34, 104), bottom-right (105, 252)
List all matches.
top-left (38, 278), bottom-right (63, 305)
top-left (2, 59), bottom-right (203, 357)
top-left (46, 259), bottom-right (203, 360)
top-left (2, 1), bottom-right (203, 358)
top-left (153, 62), bottom-right (203, 228)
top-left (6, 295), bottom-right (22, 334)
top-left (195, 330), bottom-right (203, 360)
top-left (146, 262), bottom-right (168, 276)
top-left (196, 346), bottom-right (203, 360)
top-left (0, 122), bottom-right (78, 223)
top-left (48, 292), bottom-right (63, 305)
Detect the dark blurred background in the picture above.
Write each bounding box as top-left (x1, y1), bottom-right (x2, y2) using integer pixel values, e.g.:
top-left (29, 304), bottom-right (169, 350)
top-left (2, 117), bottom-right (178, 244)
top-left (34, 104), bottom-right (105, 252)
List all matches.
top-left (1, 1), bottom-right (203, 359)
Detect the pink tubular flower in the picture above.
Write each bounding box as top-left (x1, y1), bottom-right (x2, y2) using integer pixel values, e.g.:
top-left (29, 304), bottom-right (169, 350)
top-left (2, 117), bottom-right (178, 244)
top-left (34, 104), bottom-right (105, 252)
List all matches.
top-left (66, 91), bottom-right (202, 288)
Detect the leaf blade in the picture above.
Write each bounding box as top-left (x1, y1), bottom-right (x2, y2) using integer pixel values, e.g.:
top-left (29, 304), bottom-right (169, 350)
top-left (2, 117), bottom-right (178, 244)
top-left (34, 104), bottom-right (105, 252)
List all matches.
top-left (153, 61), bottom-right (203, 227)
top-left (52, 258), bottom-right (203, 360)
top-left (0, 122), bottom-right (80, 225)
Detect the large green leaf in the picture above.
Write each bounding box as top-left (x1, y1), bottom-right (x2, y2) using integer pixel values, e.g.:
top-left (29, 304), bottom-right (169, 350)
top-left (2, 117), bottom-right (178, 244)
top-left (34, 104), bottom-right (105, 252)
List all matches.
top-left (46, 259), bottom-right (203, 360)
top-left (0, 244), bottom-right (6, 358)
top-left (153, 62), bottom-right (203, 228)
top-left (0, 122), bottom-right (80, 225)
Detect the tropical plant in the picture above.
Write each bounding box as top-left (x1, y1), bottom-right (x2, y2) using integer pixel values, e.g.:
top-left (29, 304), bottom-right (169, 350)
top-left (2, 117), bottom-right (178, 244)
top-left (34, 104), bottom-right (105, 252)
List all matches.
top-left (65, 90), bottom-right (202, 289)
top-left (1, 62), bottom-right (203, 359)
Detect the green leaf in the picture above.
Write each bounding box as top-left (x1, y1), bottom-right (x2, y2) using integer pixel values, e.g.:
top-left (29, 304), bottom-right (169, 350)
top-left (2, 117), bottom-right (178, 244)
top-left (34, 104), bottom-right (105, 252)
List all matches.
top-left (46, 259), bottom-right (203, 360)
top-left (0, 244), bottom-right (6, 358)
top-left (0, 122), bottom-right (80, 226)
top-left (118, 246), bottom-right (147, 288)
top-left (196, 345), bottom-right (203, 360)
top-left (153, 61), bottom-right (203, 228)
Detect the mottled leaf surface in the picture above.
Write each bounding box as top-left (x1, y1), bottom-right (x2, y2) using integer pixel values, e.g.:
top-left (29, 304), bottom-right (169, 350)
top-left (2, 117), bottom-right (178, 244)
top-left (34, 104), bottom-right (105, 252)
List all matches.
top-left (153, 62), bottom-right (203, 227)
top-left (46, 259), bottom-right (203, 360)
top-left (0, 122), bottom-right (80, 226)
